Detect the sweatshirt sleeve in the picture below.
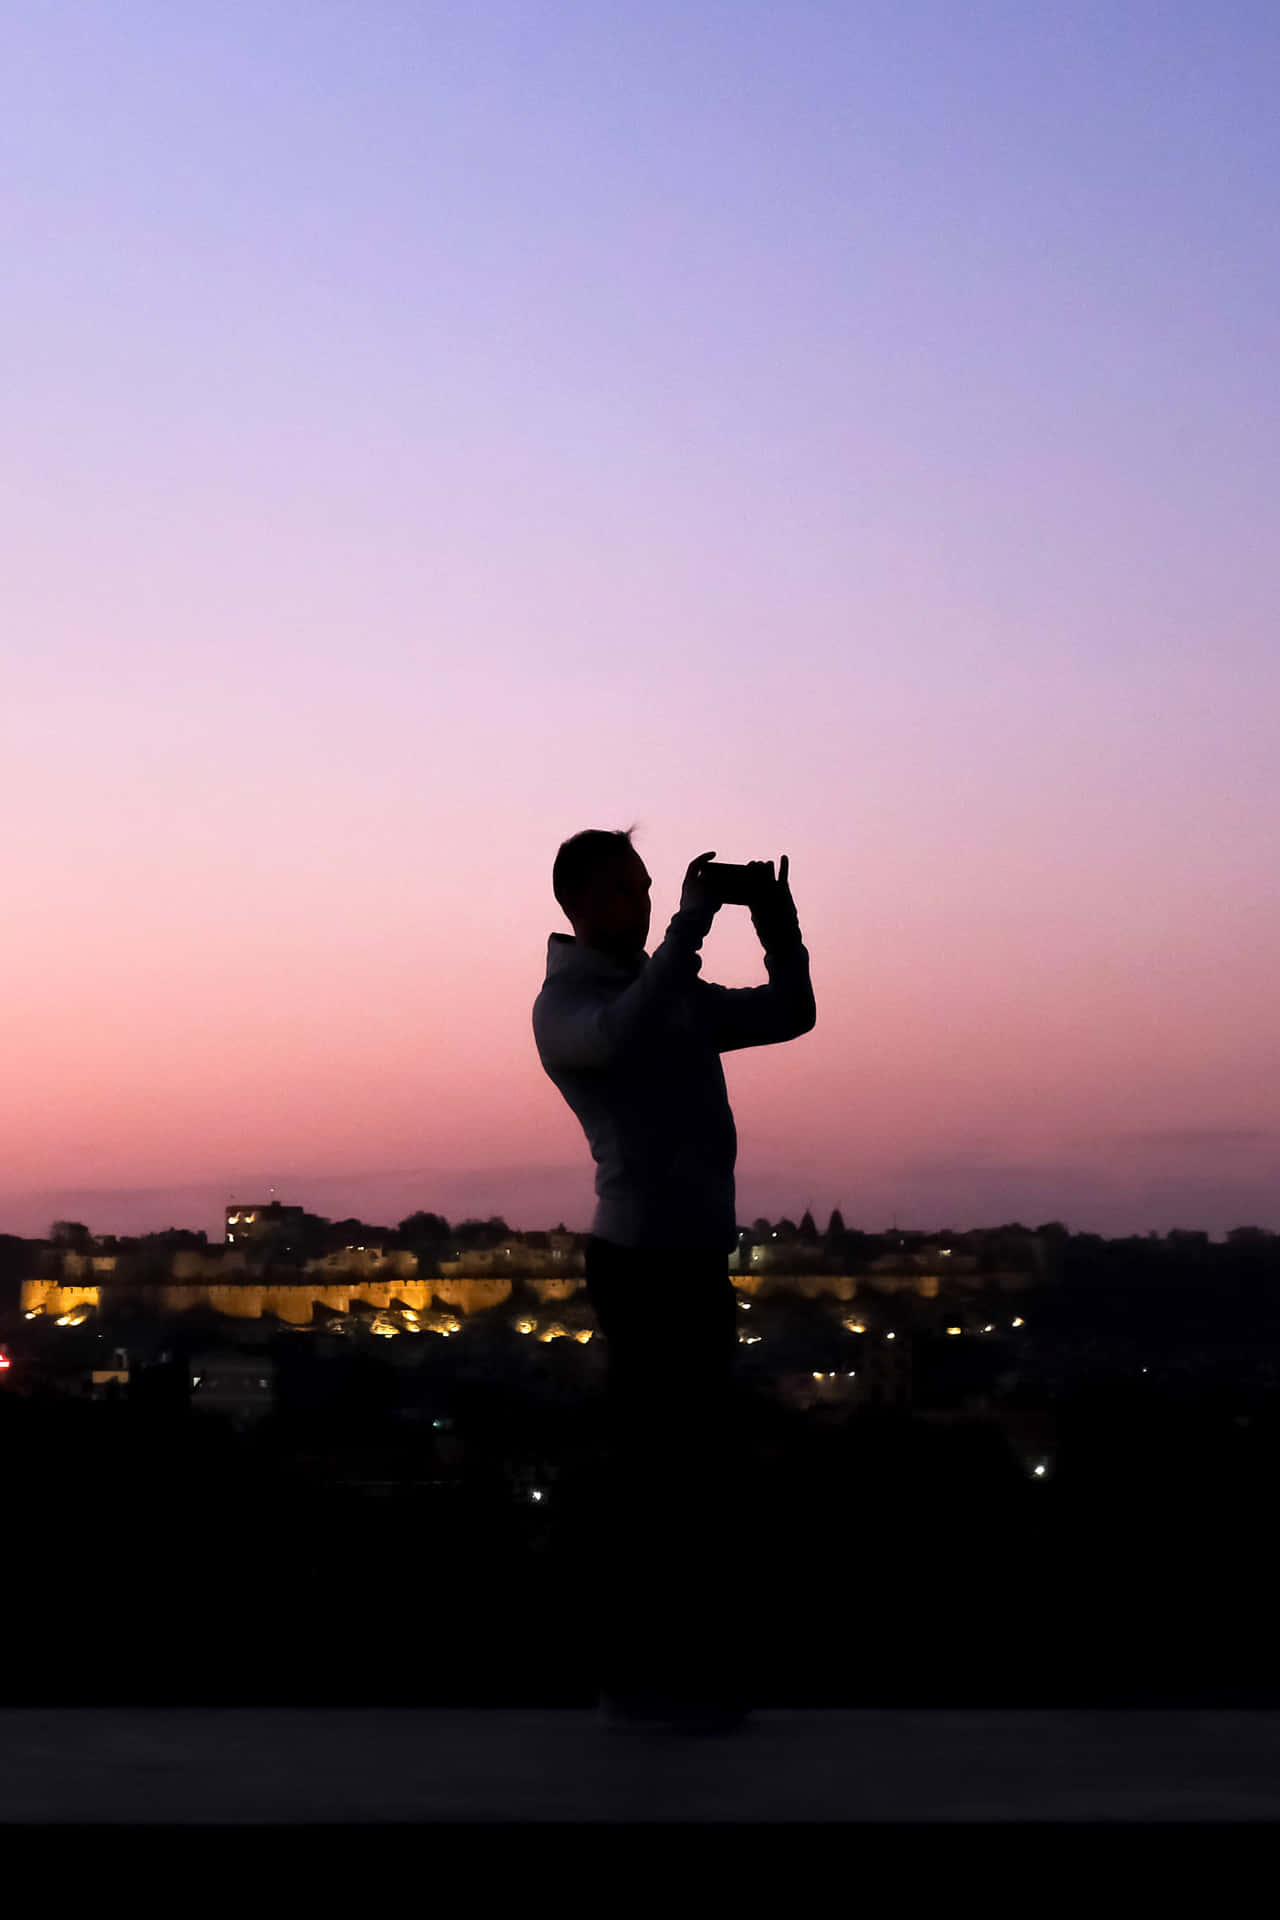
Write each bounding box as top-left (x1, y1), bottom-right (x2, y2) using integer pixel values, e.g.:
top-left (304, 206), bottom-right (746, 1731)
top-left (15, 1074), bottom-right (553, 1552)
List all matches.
top-left (696, 939), bottom-right (816, 1053)
top-left (532, 903), bottom-right (717, 1072)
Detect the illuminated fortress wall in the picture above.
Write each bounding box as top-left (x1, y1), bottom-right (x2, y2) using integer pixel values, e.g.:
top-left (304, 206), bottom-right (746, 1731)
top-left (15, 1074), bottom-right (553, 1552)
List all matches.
top-left (20, 1250), bottom-right (1037, 1327)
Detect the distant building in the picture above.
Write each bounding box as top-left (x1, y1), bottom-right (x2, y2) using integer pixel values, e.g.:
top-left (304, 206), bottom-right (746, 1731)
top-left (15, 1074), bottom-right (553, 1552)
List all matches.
top-left (225, 1202), bottom-right (306, 1248)
top-left (438, 1229), bottom-right (583, 1277)
top-left (190, 1347), bottom-right (278, 1431)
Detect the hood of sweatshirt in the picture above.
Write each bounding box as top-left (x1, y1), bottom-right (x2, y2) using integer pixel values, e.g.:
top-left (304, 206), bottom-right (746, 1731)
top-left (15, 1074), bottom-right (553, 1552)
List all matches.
top-left (543, 931), bottom-right (647, 983)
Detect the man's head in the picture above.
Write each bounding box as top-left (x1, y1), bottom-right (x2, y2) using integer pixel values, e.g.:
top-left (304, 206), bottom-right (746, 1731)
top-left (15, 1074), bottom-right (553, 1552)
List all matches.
top-left (553, 825), bottom-right (651, 960)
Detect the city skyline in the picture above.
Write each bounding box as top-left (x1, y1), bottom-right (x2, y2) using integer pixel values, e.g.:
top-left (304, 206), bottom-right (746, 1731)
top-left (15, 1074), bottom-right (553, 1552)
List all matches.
top-left (4, 1168), bottom-right (1273, 1246)
top-left (3, 6), bottom-right (1277, 1246)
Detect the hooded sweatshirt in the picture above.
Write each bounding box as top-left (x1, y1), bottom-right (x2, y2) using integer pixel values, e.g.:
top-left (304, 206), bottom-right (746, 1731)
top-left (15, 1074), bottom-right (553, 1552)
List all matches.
top-left (531, 898), bottom-right (816, 1253)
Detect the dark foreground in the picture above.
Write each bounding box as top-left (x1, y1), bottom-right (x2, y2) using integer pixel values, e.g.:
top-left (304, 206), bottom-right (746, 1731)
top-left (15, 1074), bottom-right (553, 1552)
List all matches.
top-left (2, 1705), bottom-right (1278, 1823)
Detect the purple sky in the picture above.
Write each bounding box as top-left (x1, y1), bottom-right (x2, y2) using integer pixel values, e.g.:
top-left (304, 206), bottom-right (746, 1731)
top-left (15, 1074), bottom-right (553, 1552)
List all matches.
top-left (2, 3), bottom-right (1277, 1241)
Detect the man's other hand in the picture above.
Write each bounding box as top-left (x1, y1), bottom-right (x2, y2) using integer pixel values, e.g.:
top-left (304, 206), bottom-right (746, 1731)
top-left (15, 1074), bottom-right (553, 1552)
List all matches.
top-left (749, 853), bottom-right (801, 949)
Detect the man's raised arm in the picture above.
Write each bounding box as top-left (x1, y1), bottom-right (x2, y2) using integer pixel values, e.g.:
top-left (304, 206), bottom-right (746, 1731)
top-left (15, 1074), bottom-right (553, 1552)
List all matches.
top-left (697, 854), bottom-right (817, 1053)
top-left (697, 940), bottom-right (816, 1053)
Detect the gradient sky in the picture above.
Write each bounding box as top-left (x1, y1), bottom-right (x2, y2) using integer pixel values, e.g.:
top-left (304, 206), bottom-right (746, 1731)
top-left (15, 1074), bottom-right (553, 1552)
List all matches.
top-left (3, 2), bottom-right (1277, 1241)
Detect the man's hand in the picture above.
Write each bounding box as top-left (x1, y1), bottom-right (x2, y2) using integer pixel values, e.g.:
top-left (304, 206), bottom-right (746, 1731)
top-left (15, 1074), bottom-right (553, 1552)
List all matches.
top-left (749, 853), bottom-right (802, 951)
top-left (680, 849), bottom-right (722, 918)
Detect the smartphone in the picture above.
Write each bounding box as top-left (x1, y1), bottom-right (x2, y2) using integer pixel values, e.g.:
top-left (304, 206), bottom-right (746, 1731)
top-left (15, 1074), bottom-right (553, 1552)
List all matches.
top-left (703, 860), bottom-right (772, 905)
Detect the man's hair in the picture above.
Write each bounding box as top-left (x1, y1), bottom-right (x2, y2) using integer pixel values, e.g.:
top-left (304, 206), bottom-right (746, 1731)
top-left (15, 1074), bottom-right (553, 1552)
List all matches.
top-left (553, 823), bottom-right (640, 921)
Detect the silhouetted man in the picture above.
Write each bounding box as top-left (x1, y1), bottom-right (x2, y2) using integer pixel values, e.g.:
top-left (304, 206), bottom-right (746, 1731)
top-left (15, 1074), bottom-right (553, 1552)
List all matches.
top-left (532, 829), bottom-right (815, 1727)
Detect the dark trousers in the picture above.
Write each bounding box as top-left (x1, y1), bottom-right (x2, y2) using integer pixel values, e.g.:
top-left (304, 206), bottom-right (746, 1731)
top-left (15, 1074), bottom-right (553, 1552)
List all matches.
top-left (584, 1233), bottom-right (748, 1699)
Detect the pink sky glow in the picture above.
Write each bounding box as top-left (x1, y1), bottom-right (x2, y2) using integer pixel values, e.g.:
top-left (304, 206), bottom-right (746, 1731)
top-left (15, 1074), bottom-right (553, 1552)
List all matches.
top-left (2, 6), bottom-right (1276, 1240)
